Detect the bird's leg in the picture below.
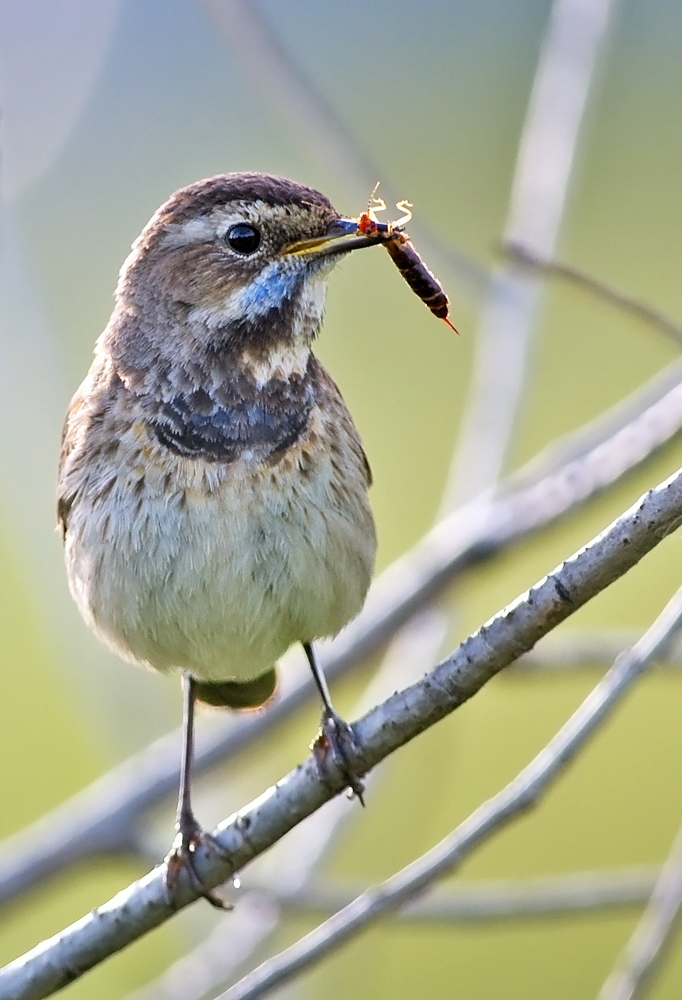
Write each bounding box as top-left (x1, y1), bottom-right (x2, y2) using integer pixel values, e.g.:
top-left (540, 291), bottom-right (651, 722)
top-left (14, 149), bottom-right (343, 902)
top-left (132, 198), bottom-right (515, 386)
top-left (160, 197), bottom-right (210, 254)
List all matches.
top-left (303, 642), bottom-right (365, 804)
top-left (164, 672), bottom-right (232, 909)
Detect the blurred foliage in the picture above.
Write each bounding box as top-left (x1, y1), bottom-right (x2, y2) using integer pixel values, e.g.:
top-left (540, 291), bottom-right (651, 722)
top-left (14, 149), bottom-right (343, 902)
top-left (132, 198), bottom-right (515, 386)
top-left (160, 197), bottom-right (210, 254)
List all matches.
top-left (1, 0), bottom-right (682, 997)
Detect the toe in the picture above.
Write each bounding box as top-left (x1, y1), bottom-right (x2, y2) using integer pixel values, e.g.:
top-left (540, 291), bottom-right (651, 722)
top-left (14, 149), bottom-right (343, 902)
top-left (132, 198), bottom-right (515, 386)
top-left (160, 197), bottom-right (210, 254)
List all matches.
top-left (312, 709), bottom-right (366, 803)
top-left (163, 820), bottom-right (233, 910)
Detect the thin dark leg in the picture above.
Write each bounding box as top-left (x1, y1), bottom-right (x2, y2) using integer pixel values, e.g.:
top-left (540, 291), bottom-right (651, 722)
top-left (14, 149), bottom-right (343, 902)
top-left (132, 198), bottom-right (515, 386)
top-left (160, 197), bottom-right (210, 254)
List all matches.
top-left (303, 642), bottom-right (365, 804)
top-left (177, 671), bottom-right (196, 832)
top-left (163, 672), bottom-right (231, 910)
top-left (303, 640), bottom-right (335, 715)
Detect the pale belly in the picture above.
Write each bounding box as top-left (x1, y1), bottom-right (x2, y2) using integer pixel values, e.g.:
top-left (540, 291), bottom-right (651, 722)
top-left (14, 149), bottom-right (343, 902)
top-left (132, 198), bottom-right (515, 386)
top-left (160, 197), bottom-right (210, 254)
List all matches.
top-left (64, 447), bottom-right (376, 683)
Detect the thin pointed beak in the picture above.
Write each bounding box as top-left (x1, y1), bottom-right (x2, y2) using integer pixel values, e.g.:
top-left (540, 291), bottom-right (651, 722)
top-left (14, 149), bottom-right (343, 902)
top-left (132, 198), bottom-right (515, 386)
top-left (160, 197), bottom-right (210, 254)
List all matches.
top-left (280, 218), bottom-right (384, 258)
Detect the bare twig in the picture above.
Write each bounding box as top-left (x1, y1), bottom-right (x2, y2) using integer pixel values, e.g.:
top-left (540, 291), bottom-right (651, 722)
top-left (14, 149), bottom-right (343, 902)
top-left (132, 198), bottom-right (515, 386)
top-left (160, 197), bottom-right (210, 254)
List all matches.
top-left (267, 867), bottom-right (661, 922)
top-left (504, 357), bottom-right (682, 491)
top-left (1, 353), bottom-right (682, 909)
top-left (126, 893), bottom-right (282, 1000)
top-left (221, 583), bottom-right (682, 1000)
top-left (506, 241), bottom-right (682, 350)
top-left (598, 826), bottom-right (682, 1000)
top-left (197, 0), bottom-right (374, 203)
top-left (3, 467), bottom-right (682, 999)
top-left (127, 863), bottom-right (663, 1000)
top-left (447, 0), bottom-right (615, 500)
top-left (515, 629), bottom-right (682, 671)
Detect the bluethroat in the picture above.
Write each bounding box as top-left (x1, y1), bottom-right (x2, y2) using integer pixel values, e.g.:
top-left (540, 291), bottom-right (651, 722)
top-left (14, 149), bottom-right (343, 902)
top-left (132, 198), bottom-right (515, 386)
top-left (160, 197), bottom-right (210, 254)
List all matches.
top-left (57, 173), bottom-right (390, 905)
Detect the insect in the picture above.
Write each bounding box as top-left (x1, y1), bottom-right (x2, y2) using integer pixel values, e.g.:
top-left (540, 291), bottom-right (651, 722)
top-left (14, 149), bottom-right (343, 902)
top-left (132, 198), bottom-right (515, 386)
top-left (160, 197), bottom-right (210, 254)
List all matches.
top-left (357, 187), bottom-right (458, 333)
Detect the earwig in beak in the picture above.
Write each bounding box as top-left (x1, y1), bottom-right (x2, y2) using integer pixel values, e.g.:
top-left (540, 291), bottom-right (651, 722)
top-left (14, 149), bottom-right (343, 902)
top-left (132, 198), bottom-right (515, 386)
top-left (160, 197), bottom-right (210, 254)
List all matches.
top-left (354, 186), bottom-right (458, 333)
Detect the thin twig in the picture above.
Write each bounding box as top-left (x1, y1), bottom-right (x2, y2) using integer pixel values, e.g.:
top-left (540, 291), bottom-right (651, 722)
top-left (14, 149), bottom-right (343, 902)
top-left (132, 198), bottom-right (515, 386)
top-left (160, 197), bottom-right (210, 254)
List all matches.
top-left (504, 357), bottom-right (682, 491)
top-left (505, 241), bottom-right (682, 350)
top-left (1, 353), bottom-right (682, 909)
top-left (514, 629), bottom-right (682, 671)
top-left (266, 867), bottom-right (661, 922)
top-left (598, 826), bottom-right (682, 1000)
top-left (447, 0), bottom-right (616, 500)
top-left (3, 467), bottom-right (682, 1000)
top-left (221, 583), bottom-right (682, 1000)
top-left (126, 863), bottom-right (662, 1000)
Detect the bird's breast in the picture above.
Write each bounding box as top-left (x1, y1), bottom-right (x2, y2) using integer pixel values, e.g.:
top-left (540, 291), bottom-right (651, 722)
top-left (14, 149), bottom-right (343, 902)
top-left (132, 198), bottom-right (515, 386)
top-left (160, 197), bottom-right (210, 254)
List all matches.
top-left (60, 365), bottom-right (376, 681)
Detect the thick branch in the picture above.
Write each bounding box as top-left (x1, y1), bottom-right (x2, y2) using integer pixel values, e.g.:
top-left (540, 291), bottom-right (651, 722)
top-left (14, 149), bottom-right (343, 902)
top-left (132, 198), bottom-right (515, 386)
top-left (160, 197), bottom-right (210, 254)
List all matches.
top-left (2, 467), bottom-right (682, 1000)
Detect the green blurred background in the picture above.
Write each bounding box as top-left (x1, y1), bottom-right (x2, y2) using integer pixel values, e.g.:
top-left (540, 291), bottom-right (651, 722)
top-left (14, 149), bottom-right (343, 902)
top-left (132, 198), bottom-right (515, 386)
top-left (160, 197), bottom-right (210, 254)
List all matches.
top-left (1, 0), bottom-right (682, 996)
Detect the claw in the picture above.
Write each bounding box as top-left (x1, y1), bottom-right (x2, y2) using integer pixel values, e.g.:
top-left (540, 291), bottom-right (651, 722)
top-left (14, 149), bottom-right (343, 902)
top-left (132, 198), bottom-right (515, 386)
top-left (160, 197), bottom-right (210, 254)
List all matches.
top-left (312, 708), bottom-right (366, 805)
top-left (163, 814), bottom-right (233, 910)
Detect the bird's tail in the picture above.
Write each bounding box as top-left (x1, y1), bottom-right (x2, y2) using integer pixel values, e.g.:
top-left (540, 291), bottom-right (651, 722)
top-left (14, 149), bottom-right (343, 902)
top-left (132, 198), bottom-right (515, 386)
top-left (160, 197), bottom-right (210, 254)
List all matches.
top-left (193, 668), bottom-right (278, 709)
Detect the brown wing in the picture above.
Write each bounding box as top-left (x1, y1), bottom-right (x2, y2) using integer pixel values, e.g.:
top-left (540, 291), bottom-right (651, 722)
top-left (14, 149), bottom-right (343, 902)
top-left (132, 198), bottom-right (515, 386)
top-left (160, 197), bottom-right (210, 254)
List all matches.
top-left (312, 359), bottom-right (373, 489)
top-left (56, 385), bottom-right (88, 540)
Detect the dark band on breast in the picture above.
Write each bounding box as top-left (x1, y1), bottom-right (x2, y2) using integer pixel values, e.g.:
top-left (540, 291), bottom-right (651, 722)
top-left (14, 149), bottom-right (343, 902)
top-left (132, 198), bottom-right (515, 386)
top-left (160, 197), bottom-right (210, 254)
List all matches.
top-left (145, 372), bottom-right (316, 463)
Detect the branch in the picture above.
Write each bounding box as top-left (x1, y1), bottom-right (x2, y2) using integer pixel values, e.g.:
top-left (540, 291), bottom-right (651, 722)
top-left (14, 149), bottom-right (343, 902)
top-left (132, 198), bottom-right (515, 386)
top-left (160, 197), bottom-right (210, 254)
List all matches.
top-left (515, 629), bottom-right (682, 671)
top-left (2, 354), bottom-right (682, 908)
top-left (505, 241), bottom-right (682, 350)
top-left (125, 867), bottom-right (662, 1000)
top-left (222, 583), bottom-right (682, 1000)
top-left (3, 467), bottom-right (682, 1000)
top-left (271, 867), bottom-right (661, 922)
top-left (598, 825), bottom-right (682, 1000)
top-left (447, 0), bottom-right (615, 500)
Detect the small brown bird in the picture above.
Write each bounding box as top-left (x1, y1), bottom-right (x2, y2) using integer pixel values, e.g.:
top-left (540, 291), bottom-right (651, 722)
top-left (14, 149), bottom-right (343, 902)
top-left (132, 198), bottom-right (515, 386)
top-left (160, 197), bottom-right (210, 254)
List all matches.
top-left (57, 173), bottom-right (387, 904)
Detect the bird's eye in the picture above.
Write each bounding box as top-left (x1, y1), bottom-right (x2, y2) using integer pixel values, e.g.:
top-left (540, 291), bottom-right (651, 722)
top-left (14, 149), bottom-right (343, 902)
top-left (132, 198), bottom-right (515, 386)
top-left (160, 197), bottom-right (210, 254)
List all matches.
top-left (226, 224), bottom-right (261, 255)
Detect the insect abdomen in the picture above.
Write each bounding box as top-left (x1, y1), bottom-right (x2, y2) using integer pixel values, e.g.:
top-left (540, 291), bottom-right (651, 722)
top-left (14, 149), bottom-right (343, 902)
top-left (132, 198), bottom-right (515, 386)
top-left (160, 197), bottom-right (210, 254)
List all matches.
top-left (384, 236), bottom-right (449, 320)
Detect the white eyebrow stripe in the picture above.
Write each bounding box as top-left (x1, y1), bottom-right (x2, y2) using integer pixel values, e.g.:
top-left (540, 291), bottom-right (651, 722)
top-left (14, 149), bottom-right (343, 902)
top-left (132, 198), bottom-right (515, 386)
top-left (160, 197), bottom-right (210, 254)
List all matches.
top-left (160, 201), bottom-right (300, 249)
top-left (160, 212), bottom-right (243, 249)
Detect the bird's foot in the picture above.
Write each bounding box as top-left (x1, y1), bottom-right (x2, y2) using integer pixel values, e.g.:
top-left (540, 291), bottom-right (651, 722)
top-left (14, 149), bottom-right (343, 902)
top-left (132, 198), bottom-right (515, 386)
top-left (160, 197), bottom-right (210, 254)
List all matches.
top-left (311, 707), bottom-right (365, 805)
top-left (163, 812), bottom-right (233, 910)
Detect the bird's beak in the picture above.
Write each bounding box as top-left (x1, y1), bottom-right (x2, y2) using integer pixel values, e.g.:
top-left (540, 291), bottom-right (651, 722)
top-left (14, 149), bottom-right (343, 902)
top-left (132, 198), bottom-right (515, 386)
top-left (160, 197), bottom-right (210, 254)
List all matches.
top-left (280, 218), bottom-right (383, 258)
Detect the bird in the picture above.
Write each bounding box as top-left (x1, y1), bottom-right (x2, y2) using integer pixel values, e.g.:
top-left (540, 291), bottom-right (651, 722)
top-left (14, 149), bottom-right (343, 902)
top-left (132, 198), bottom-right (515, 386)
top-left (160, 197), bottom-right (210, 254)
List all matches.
top-left (57, 172), bottom-right (386, 906)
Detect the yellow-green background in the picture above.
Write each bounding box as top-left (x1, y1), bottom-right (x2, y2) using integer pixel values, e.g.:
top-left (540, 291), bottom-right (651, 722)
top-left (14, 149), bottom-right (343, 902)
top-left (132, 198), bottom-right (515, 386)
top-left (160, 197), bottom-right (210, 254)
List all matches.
top-left (2, 0), bottom-right (682, 996)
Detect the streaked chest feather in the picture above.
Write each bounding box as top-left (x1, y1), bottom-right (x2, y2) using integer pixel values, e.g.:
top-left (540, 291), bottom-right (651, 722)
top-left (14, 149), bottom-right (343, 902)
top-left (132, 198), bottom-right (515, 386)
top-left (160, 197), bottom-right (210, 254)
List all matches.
top-left (60, 385), bottom-right (376, 679)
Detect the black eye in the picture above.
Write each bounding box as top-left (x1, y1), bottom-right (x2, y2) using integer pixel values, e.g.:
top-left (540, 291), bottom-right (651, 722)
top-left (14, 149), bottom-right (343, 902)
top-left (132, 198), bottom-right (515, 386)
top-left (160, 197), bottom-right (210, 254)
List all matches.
top-left (226, 223), bottom-right (261, 255)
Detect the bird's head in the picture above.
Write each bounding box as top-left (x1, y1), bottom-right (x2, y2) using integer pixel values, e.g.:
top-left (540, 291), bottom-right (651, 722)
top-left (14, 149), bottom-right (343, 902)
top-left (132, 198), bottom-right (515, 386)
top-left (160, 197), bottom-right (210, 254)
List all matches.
top-left (108, 173), bottom-right (381, 383)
